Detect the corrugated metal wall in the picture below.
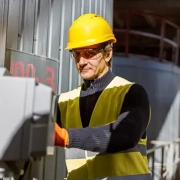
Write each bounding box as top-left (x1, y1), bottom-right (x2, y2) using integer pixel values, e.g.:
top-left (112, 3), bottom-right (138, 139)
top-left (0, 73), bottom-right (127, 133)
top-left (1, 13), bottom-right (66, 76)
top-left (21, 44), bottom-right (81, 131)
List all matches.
top-left (0, 0), bottom-right (114, 179)
top-left (0, 0), bottom-right (8, 67)
top-left (0, 0), bottom-right (113, 94)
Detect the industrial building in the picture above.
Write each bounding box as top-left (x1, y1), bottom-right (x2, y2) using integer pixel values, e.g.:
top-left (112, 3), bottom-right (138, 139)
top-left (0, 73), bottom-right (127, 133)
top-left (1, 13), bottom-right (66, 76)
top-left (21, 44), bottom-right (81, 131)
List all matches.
top-left (0, 0), bottom-right (180, 179)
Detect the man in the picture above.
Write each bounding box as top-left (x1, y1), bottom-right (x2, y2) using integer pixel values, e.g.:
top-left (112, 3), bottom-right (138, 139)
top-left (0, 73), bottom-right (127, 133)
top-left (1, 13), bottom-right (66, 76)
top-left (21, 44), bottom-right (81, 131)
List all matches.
top-left (55, 13), bottom-right (152, 180)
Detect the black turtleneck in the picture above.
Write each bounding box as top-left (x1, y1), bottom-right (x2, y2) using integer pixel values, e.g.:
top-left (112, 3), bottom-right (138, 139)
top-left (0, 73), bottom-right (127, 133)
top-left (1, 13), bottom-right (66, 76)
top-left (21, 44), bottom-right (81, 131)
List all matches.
top-left (80, 70), bottom-right (116, 128)
top-left (57, 69), bottom-right (150, 153)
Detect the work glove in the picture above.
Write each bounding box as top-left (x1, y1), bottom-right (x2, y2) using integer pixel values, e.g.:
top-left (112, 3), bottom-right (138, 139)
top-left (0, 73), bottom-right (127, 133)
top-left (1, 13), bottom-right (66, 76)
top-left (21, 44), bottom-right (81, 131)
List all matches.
top-left (55, 123), bottom-right (69, 147)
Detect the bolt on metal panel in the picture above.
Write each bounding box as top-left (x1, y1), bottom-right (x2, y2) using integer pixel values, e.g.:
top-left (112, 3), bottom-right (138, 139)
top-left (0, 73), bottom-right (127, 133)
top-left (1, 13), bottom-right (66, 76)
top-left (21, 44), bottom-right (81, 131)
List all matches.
top-left (22, 0), bottom-right (36, 53)
top-left (58, 0), bottom-right (72, 93)
top-left (6, 0), bottom-right (21, 49)
top-left (36, 0), bottom-right (50, 57)
top-left (47, 0), bottom-right (63, 60)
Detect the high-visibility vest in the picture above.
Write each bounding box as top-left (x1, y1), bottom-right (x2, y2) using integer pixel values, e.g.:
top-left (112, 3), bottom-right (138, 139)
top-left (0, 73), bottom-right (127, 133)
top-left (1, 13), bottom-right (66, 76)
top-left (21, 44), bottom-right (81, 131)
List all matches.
top-left (58, 76), bottom-right (152, 180)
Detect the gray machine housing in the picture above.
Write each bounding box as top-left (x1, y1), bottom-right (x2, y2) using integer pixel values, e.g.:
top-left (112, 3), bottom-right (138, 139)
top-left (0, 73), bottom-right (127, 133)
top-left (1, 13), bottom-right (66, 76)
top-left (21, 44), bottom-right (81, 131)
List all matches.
top-left (0, 68), bottom-right (56, 178)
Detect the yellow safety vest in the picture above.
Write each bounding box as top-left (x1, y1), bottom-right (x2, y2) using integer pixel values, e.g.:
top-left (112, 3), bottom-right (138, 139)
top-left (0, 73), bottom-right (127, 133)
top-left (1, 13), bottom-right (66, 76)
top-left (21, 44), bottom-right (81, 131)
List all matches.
top-left (58, 76), bottom-right (151, 180)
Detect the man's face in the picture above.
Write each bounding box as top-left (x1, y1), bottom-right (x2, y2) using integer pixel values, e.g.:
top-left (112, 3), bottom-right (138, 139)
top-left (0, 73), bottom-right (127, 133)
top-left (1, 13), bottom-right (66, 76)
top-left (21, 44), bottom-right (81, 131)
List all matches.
top-left (71, 44), bottom-right (112, 80)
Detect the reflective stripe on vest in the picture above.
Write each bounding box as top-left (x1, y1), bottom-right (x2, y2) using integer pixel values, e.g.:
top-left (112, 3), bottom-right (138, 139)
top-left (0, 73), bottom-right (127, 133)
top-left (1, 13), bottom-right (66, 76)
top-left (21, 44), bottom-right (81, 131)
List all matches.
top-left (65, 143), bottom-right (147, 160)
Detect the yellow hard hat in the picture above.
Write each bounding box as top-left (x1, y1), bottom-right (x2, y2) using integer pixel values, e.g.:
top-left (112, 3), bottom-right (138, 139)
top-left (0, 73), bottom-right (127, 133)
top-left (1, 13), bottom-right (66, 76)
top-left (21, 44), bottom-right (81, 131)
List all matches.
top-left (65, 13), bottom-right (116, 50)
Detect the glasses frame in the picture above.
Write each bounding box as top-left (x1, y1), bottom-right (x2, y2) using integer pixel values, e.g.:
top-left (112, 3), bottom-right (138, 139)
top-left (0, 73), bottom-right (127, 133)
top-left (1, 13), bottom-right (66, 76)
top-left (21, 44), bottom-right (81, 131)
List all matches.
top-left (69, 46), bottom-right (114, 60)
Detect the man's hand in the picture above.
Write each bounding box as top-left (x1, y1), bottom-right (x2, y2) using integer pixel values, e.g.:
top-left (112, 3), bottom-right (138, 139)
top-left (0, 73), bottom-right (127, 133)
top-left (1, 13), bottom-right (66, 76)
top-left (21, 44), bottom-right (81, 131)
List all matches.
top-left (55, 123), bottom-right (69, 147)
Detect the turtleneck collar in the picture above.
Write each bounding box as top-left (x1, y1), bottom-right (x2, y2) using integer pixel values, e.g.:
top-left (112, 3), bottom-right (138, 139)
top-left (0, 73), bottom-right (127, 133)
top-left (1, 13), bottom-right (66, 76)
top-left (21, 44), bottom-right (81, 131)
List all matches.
top-left (82, 69), bottom-right (116, 91)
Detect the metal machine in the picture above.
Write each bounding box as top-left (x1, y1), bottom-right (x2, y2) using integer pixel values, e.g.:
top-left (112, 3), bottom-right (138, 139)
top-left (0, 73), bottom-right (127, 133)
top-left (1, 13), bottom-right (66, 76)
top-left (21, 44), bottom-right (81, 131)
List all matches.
top-left (0, 67), bottom-right (56, 179)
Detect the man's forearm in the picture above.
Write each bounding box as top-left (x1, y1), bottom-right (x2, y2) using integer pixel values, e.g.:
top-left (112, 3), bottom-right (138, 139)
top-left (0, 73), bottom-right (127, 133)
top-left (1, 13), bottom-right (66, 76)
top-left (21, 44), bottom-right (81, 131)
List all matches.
top-left (67, 110), bottom-right (147, 153)
top-left (65, 84), bottom-right (150, 153)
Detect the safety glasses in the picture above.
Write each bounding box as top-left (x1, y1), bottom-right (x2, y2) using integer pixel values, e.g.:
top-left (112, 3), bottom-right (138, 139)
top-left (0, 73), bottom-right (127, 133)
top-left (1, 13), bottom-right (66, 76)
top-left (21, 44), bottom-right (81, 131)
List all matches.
top-left (70, 48), bottom-right (104, 60)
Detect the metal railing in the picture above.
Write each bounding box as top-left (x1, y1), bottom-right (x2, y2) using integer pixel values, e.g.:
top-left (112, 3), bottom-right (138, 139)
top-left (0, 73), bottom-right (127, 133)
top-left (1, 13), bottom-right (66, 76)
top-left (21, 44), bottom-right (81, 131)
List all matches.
top-left (147, 139), bottom-right (180, 180)
top-left (113, 9), bottom-right (180, 65)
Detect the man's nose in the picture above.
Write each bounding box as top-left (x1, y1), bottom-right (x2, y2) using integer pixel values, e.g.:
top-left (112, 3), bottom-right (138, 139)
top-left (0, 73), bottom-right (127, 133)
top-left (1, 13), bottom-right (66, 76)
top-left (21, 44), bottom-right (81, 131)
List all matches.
top-left (79, 57), bottom-right (88, 66)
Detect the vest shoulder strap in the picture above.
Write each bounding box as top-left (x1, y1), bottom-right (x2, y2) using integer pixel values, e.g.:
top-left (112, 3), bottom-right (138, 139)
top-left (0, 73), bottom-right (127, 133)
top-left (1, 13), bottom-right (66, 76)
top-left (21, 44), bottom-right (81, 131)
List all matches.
top-left (58, 85), bottom-right (82, 103)
top-left (106, 76), bottom-right (133, 89)
top-left (59, 76), bottom-right (133, 103)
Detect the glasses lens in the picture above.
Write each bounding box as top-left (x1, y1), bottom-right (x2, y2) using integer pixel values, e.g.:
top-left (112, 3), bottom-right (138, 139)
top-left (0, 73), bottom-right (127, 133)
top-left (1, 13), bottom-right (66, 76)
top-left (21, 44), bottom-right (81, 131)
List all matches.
top-left (72, 51), bottom-right (80, 59)
top-left (71, 48), bottom-right (102, 60)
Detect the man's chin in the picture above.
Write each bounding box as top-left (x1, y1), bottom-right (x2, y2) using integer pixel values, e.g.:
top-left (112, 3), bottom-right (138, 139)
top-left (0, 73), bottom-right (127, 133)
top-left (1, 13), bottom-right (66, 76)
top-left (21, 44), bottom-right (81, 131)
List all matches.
top-left (80, 72), bottom-right (94, 80)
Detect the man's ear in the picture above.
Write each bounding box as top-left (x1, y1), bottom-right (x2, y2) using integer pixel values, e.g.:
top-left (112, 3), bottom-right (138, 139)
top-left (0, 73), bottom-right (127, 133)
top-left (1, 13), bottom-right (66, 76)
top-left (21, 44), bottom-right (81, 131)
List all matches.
top-left (105, 49), bottom-right (113, 63)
